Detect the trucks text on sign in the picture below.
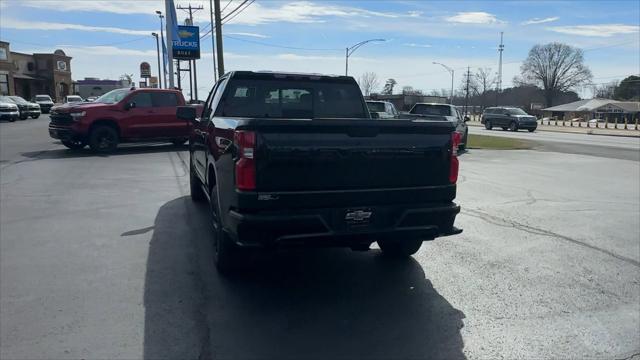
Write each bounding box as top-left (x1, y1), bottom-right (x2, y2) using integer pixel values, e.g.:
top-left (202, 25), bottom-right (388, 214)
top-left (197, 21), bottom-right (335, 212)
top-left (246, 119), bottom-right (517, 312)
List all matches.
top-left (172, 25), bottom-right (200, 60)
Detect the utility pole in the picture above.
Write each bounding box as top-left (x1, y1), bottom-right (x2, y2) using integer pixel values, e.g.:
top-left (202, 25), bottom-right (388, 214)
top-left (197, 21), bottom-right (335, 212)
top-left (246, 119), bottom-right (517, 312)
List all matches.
top-left (464, 66), bottom-right (471, 116)
top-left (213, 0), bottom-right (225, 78)
top-left (497, 31), bottom-right (504, 105)
top-left (178, 3), bottom-right (203, 101)
top-left (155, 11), bottom-right (167, 88)
top-left (209, 0), bottom-right (218, 82)
top-left (151, 32), bottom-right (162, 88)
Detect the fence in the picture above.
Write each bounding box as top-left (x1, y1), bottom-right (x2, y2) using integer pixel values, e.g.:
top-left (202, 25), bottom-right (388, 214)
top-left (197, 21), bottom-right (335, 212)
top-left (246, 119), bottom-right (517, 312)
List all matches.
top-left (469, 114), bottom-right (640, 131)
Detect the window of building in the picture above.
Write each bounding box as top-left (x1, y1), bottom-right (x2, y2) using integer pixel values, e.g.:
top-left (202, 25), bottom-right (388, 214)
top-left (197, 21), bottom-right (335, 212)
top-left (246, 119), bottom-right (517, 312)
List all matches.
top-left (0, 48), bottom-right (7, 61)
top-left (0, 74), bottom-right (9, 95)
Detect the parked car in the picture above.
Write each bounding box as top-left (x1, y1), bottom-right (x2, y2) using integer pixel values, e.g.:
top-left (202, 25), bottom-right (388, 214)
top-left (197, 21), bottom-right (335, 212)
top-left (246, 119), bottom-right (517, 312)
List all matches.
top-left (366, 100), bottom-right (399, 119)
top-left (34, 94), bottom-right (54, 114)
top-left (405, 103), bottom-right (469, 151)
top-left (481, 107), bottom-right (537, 132)
top-left (178, 71), bottom-right (462, 274)
top-left (0, 96), bottom-right (20, 122)
top-left (48, 88), bottom-right (191, 151)
top-left (8, 96), bottom-right (41, 119)
top-left (65, 95), bottom-right (84, 104)
top-left (86, 96), bottom-right (98, 102)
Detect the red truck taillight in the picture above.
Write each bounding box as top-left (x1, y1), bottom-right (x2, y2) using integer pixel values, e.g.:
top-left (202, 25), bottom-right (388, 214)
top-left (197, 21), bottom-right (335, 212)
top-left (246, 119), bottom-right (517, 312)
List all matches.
top-left (234, 130), bottom-right (256, 191)
top-left (449, 131), bottom-right (461, 184)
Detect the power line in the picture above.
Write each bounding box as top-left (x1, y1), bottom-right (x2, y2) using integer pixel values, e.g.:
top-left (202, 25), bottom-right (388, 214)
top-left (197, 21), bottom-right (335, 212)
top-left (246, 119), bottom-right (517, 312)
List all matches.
top-left (221, 0), bottom-right (250, 22)
top-left (221, 0), bottom-right (234, 15)
top-left (221, 34), bottom-right (343, 51)
top-left (4, 36), bottom-right (149, 48)
top-left (222, 0), bottom-right (254, 25)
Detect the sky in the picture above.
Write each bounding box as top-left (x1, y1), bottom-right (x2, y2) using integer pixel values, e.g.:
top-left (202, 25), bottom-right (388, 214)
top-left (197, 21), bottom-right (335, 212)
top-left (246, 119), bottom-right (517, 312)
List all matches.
top-left (1, 0), bottom-right (639, 99)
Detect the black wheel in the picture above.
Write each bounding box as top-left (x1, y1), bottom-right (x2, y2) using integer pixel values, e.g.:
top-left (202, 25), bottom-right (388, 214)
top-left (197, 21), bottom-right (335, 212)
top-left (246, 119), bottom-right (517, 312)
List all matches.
top-left (172, 139), bottom-right (187, 146)
top-left (484, 120), bottom-right (492, 130)
top-left (189, 159), bottom-right (206, 202)
top-left (528, 129), bottom-right (536, 133)
top-left (458, 130), bottom-right (468, 151)
top-left (8, 117), bottom-right (16, 122)
top-left (509, 122), bottom-right (518, 131)
top-left (19, 114), bottom-right (28, 120)
top-left (31, 115), bottom-right (39, 119)
top-left (61, 139), bottom-right (86, 150)
top-left (501, 127), bottom-right (508, 131)
top-left (88, 125), bottom-right (118, 153)
top-left (378, 237), bottom-right (423, 257)
top-left (210, 186), bottom-right (242, 274)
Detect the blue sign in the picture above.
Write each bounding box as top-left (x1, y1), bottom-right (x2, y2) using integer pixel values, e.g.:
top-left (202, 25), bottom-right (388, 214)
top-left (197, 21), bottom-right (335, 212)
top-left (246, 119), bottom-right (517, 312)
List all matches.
top-left (172, 25), bottom-right (200, 60)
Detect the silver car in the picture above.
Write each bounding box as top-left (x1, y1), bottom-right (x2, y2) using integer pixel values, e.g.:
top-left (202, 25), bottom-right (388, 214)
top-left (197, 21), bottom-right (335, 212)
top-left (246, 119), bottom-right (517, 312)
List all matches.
top-left (0, 96), bottom-right (20, 122)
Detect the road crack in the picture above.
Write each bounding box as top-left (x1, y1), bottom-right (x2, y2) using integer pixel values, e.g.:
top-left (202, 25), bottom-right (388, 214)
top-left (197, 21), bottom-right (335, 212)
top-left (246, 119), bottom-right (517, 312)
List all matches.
top-left (462, 208), bottom-right (640, 267)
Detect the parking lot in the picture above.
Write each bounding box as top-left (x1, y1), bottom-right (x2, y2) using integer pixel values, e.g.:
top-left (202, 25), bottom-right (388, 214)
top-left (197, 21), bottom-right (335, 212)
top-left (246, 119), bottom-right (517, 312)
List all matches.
top-left (1, 116), bottom-right (639, 359)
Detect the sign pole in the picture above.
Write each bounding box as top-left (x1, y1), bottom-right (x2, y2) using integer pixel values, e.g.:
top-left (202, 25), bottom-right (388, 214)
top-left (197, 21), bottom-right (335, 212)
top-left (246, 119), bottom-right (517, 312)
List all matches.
top-left (165, 0), bottom-right (175, 88)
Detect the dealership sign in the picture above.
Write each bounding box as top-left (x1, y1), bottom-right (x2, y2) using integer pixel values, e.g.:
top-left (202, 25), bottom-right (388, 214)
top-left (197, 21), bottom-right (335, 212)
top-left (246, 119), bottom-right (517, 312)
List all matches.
top-left (140, 62), bottom-right (151, 78)
top-left (172, 25), bottom-right (200, 60)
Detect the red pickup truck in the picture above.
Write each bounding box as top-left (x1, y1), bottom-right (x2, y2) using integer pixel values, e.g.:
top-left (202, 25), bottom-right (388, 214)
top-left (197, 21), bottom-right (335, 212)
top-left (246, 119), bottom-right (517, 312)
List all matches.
top-left (48, 88), bottom-right (192, 152)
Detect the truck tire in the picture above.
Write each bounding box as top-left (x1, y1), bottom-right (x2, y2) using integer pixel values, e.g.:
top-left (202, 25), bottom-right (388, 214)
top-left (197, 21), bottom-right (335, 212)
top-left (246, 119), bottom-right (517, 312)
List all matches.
top-left (172, 139), bottom-right (187, 146)
top-left (31, 115), bottom-right (39, 119)
top-left (484, 120), bottom-right (492, 130)
top-left (189, 160), bottom-right (206, 202)
top-left (210, 186), bottom-right (242, 274)
top-left (528, 129), bottom-right (536, 132)
top-left (378, 238), bottom-right (423, 257)
top-left (89, 125), bottom-right (118, 153)
top-left (62, 139), bottom-right (86, 150)
top-left (8, 117), bottom-right (16, 122)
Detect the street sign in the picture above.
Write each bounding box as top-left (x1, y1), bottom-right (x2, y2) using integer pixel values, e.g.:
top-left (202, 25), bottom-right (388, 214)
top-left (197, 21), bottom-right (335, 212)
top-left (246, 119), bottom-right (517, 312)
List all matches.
top-left (149, 76), bottom-right (159, 88)
top-left (172, 25), bottom-right (200, 60)
top-left (140, 62), bottom-right (151, 78)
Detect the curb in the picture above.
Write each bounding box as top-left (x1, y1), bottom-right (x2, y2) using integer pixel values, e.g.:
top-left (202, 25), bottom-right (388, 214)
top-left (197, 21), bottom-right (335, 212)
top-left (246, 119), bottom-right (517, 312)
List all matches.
top-left (467, 122), bottom-right (640, 138)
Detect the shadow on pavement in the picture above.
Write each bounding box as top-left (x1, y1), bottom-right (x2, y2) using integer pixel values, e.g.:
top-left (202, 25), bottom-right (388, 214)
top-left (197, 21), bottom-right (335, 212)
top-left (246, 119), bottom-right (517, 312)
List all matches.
top-left (21, 143), bottom-right (186, 160)
top-left (143, 196), bottom-right (466, 360)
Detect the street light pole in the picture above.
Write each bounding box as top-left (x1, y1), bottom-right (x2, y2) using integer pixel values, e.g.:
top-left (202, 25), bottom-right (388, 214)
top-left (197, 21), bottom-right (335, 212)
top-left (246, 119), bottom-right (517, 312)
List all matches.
top-left (433, 61), bottom-right (455, 104)
top-left (156, 11), bottom-right (166, 89)
top-left (345, 39), bottom-right (385, 76)
top-left (151, 33), bottom-right (162, 89)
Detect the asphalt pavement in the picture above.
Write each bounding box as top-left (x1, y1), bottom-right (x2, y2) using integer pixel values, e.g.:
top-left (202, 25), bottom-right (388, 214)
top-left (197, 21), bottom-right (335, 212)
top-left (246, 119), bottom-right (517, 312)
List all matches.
top-left (1, 117), bottom-right (639, 359)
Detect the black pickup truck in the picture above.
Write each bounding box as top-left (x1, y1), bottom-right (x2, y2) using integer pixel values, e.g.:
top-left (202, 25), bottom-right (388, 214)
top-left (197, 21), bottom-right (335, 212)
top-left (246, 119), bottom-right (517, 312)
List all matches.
top-left (177, 71), bottom-right (462, 273)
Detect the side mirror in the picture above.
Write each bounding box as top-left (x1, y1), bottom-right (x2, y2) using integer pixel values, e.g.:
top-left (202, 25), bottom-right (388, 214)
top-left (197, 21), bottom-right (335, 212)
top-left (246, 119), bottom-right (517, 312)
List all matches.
top-left (464, 116), bottom-right (470, 122)
top-left (177, 106), bottom-right (197, 122)
top-left (124, 102), bottom-right (136, 110)
top-left (370, 111), bottom-right (380, 119)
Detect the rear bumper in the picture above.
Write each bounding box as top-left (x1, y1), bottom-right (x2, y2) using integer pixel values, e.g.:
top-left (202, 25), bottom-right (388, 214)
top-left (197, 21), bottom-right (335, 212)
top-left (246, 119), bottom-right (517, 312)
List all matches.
top-left (226, 202), bottom-right (461, 248)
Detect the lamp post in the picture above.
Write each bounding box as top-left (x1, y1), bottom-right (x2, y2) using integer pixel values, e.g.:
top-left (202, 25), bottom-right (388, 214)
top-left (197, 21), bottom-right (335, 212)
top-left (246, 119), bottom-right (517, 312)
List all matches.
top-left (345, 39), bottom-right (385, 76)
top-left (151, 33), bottom-right (162, 89)
top-left (433, 61), bottom-right (454, 104)
top-left (156, 10), bottom-right (166, 89)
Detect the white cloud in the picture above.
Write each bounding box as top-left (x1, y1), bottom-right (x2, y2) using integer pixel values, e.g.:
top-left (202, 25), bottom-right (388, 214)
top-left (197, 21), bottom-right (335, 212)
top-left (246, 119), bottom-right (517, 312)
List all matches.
top-left (546, 24), bottom-right (640, 37)
top-left (19, 1), bottom-right (413, 25)
top-left (3, 19), bottom-right (152, 36)
top-left (60, 45), bottom-right (156, 57)
top-left (226, 32), bottom-right (269, 39)
top-left (445, 12), bottom-right (503, 25)
top-left (522, 17), bottom-right (559, 25)
top-left (403, 43), bottom-right (432, 48)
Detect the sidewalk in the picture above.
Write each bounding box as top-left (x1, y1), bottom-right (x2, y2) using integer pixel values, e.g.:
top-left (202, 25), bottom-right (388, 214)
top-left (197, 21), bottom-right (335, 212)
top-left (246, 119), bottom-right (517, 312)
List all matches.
top-left (467, 121), bottom-right (640, 138)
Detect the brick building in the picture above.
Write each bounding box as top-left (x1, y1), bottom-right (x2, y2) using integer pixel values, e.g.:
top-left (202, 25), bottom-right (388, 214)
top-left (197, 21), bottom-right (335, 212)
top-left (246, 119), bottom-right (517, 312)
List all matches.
top-left (0, 41), bottom-right (72, 102)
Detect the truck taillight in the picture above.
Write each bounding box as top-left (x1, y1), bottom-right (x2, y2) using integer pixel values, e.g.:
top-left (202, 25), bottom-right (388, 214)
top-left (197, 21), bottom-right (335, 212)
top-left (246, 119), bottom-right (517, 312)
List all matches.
top-left (449, 131), bottom-right (461, 184)
top-left (234, 130), bottom-right (256, 191)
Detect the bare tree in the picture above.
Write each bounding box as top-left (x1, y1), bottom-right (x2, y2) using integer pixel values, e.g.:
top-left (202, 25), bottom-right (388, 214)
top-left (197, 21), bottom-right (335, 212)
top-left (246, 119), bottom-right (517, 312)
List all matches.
top-left (520, 42), bottom-right (592, 107)
top-left (381, 78), bottom-right (397, 95)
top-left (357, 72), bottom-right (380, 96)
top-left (591, 80), bottom-right (619, 99)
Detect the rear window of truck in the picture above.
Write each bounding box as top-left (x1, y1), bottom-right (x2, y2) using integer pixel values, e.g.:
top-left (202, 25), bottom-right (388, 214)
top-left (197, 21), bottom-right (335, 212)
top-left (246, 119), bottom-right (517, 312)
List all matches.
top-left (218, 79), bottom-right (368, 119)
top-left (411, 104), bottom-right (452, 116)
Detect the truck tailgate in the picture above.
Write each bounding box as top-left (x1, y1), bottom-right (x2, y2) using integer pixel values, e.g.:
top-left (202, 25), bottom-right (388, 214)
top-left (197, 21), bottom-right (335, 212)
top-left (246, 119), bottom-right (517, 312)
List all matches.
top-left (250, 119), bottom-right (455, 192)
